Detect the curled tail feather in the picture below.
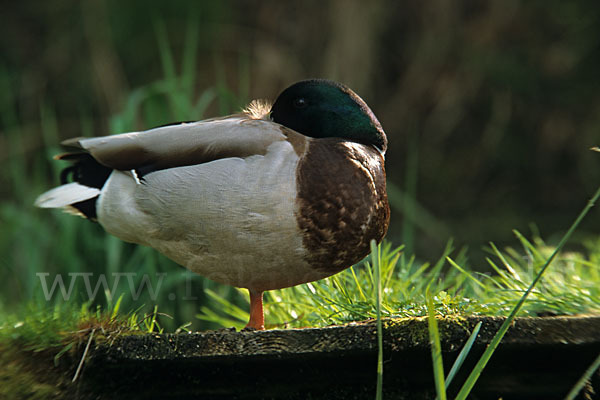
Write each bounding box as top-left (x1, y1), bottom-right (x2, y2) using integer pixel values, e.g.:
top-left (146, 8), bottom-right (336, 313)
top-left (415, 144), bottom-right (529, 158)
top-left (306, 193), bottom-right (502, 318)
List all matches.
top-left (35, 152), bottom-right (112, 220)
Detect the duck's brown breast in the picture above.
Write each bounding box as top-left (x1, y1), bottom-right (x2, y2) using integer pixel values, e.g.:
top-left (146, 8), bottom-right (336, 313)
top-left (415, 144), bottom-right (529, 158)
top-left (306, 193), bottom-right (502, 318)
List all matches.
top-left (295, 138), bottom-right (390, 274)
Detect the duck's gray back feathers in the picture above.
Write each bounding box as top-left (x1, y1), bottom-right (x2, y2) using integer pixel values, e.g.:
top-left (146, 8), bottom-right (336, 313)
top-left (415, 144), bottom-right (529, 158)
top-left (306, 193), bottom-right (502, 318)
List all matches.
top-left (64, 117), bottom-right (287, 173)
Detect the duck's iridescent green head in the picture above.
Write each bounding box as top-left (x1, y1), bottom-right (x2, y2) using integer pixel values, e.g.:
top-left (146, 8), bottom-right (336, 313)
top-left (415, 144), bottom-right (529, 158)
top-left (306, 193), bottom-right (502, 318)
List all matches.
top-left (270, 79), bottom-right (387, 153)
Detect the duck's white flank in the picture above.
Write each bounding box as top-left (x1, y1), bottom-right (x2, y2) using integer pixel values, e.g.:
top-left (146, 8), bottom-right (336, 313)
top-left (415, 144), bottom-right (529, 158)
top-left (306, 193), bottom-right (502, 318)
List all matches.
top-left (93, 118), bottom-right (322, 292)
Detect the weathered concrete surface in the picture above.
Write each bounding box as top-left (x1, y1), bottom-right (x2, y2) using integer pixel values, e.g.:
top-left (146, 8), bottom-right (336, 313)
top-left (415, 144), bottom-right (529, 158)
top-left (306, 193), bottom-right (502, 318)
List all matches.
top-left (77, 316), bottom-right (600, 399)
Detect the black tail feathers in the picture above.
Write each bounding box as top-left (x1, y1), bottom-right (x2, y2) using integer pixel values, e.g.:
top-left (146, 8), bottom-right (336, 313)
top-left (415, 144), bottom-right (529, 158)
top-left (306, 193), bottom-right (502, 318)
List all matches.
top-left (57, 152), bottom-right (112, 220)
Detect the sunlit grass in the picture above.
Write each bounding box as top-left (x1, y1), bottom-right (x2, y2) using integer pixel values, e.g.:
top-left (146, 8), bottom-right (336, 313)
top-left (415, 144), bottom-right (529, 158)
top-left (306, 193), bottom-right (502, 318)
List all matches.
top-left (372, 240), bottom-right (384, 400)
top-left (1, 16), bottom-right (599, 399)
top-left (197, 230), bottom-right (600, 330)
top-left (0, 295), bottom-right (171, 398)
top-left (194, 221), bottom-right (600, 399)
top-left (4, 228), bottom-right (597, 338)
top-left (454, 185), bottom-right (600, 399)
top-left (0, 295), bottom-right (169, 356)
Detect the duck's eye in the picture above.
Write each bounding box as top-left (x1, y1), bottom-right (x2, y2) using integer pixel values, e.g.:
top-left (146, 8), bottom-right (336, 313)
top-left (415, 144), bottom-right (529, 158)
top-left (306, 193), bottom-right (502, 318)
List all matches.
top-left (293, 98), bottom-right (307, 109)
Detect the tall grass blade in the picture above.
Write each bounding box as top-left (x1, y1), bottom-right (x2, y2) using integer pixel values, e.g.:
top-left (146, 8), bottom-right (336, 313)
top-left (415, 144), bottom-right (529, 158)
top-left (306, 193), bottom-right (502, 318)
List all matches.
top-left (110, 294), bottom-right (124, 320)
top-left (444, 321), bottom-right (482, 389)
top-left (202, 288), bottom-right (249, 322)
top-left (564, 351), bottom-right (600, 400)
top-left (371, 240), bottom-right (383, 400)
top-left (350, 266), bottom-right (368, 302)
top-left (446, 257), bottom-right (486, 289)
top-left (427, 291), bottom-right (447, 400)
top-left (147, 305), bottom-right (159, 333)
top-left (455, 185), bottom-right (600, 400)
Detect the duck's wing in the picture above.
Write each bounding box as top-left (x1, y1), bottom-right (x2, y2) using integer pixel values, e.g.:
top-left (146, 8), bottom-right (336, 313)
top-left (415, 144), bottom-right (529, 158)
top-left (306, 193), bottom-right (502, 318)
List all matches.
top-left (62, 116), bottom-right (290, 173)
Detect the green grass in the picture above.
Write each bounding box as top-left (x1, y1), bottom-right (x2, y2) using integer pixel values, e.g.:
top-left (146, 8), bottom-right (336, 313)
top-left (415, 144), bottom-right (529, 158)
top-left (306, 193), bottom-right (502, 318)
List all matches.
top-left (453, 185), bottom-right (600, 399)
top-left (2, 227), bottom-right (598, 398)
top-left (565, 352), bottom-right (600, 400)
top-left (0, 296), bottom-right (169, 399)
top-left (1, 18), bottom-right (600, 399)
top-left (194, 230), bottom-right (600, 330)
top-left (193, 202), bottom-right (600, 397)
top-left (372, 240), bottom-right (384, 400)
top-left (427, 290), bottom-right (447, 400)
top-left (0, 296), bottom-right (165, 355)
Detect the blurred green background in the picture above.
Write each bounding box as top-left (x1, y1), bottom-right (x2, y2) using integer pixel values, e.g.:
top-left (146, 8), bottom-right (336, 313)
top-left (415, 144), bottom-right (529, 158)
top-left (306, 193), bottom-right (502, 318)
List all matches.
top-left (1, 0), bottom-right (600, 330)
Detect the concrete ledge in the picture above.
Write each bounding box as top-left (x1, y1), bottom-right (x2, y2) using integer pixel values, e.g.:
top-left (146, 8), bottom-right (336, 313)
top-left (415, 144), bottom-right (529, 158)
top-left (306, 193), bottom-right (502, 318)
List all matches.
top-left (78, 316), bottom-right (600, 399)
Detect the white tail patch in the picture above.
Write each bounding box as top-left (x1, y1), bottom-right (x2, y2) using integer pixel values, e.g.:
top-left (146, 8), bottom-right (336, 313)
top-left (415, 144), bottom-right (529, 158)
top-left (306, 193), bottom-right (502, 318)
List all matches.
top-left (35, 183), bottom-right (100, 208)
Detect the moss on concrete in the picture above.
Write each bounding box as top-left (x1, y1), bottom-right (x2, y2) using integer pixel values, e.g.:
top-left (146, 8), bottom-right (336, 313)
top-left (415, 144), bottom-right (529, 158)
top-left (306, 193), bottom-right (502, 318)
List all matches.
top-left (3, 316), bottom-right (600, 399)
top-left (0, 345), bottom-right (71, 399)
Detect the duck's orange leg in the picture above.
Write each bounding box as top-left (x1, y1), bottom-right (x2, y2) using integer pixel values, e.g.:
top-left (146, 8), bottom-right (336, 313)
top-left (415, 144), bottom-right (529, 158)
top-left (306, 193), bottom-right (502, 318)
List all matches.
top-left (245, 290), bottom-right (265, 330)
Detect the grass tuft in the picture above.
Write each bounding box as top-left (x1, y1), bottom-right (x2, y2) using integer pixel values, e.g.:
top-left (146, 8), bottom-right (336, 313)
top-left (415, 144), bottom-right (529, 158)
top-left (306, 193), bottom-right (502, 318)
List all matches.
top-left (199, 229), bottom-right (600, 330)
top-left (454, 185), bottom-right (600, 399)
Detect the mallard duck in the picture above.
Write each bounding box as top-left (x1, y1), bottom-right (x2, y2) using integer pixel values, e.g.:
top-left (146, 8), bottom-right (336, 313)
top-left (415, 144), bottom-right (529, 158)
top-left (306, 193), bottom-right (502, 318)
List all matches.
top-left (35, 79), bottom-right (390, 330)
